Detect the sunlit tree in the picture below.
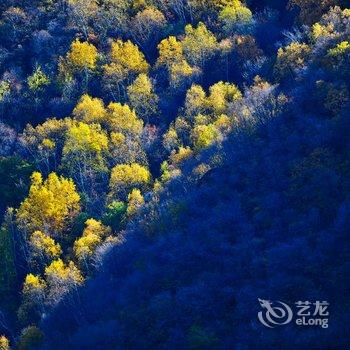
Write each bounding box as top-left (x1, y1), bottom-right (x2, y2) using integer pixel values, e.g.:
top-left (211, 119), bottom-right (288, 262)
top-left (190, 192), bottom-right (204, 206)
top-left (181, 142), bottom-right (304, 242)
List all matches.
top-left (106, 102), bottom-right (144, 136)
top-left (22, 273), bottom-right (46, 307)
top-left (169, 146), bottom-right (193, 165)
top-left (103, 39), bottom-right (149, 99)
top-left (29, 230), bottom-right (62, 265)
top-left (274, 42), bottom-right (311, 80)
top-left (19, 273), bottom-right (46, 323)
top-left (163, 126), bottom-right (181, 152)
top-left (157, 36), bottom-right (184, 67)
top-left (16, 172), bottom-right (81, 236)
top-left (27, 67), bottom-right (50, 93)
top-left (73, 218), bottom-right (111, 268)
top-left (109, 163), bottom-right (152, 200)
top-left (192, 124), bottom-right (220, 150)
top-left (62, 122), bottom-right (109, 197)
top-left (208, 81), bottom-right (242, 114)
top-left (127, 74), bottom-right (159, 122)
top-left (219, 1), bottom-right (253, 34)
top-left (73, 94), bottom-right (107, 124)
top-left (169, 60), bottom-right (200, 89)
top-left (20, 118), bottom-right (71, 174)
top-left (126, 188), bottom-right (145, 217)
top-left (60, 39), bottom-right (98, 87)
top-left (0, 336), bottom-right (10, 350)
top-left (44, 259), bottom-right (84, 303)
top-left (185, 84), bottom-right (207, 118)
top-left (182, 22), bottom-right (218, 68)
top-left (67, 39), bottom-right (98, 71)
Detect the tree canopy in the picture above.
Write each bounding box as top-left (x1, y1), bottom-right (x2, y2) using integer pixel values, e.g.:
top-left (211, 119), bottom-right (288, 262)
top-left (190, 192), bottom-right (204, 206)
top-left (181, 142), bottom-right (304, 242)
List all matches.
top-left (0, 1), bottom-right (349, 349)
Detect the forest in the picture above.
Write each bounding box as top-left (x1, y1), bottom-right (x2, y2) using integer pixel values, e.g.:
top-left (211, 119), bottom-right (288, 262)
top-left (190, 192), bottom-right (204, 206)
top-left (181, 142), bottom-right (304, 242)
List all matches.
top-left (0, 0), bottom-right (349, 349)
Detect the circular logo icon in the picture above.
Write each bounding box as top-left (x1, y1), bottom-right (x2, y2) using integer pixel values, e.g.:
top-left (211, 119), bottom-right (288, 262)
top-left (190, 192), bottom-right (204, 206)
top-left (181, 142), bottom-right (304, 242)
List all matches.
top-left (258, 298), bottom-right (293, 328)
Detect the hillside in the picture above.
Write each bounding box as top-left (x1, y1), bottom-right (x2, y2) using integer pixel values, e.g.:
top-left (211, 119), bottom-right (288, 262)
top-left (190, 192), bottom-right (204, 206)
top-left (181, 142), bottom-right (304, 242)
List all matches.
top-left (0, 1), bottom-right (349, 349)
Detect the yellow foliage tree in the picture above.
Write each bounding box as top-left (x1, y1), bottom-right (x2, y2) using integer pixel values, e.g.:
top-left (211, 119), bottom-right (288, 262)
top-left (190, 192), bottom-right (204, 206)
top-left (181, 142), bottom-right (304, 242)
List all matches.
top-left (63, 122), bottom-right (108, 156)
top-left (157, 36), bottom-right (184, 67)
top-left (21, 273), bottom-right (46, 321)
top-left (107, 102), bottom-right (144, 136)
top-left (328, 41), bottom-right (350, 58)
top-left (156, 36), bottom-right (184, 67)
top-left (73, 94), bottom-right (107, 123)
top-left (110, 40), bottom-right (149, 75)
top-left (44, 259), bottom-right (84, 302)
top-left (192, 124), bottom-right (220, 150)
top-left (109, 163), bottom-right (152, 200)
top-left (83, 218), bottom-right (111, 238)
top-left (45, 259), bottom-right (83, 282)
top-left (74, 218), bottom-right (111, 264)
top-left (29, 230), bottom-right (62, 263)
top-left (311, 22), bottom-right (334, 40)
top-left (0, 336), bottom-right (9, 350)
top-left (74, 234), bottom-right (101, 265)
top-left (27, 67), bottom-right (50, 93)
top-left (66, 39), bottom-right (98, 71)
top-left (23, 274), bottom-right (46, 300)
top-left (185, 84), bottom-right (207, 118)
top-left (126, 189), bottom-right (145, 217)
top-left (62, 122), bottom-right (109, 194)
top-left (184, 81), bottom-right (241, 118)
top-left (163, 126), bottom-right (180, 152)
top-left (182, 22), bottom-right (218, 68)
top-left (59, 39), bottom-right (98, 87)
top-left (169, 146), bottom-right (193, 165)
top-left (21, 118), bottom-right (71, 174)
top-left (103, 39), bottom-right (149, 98)
top-left (127, 74), bottom-right (159, 121)
top-left (274, 42), bottom-right (311, 80)
top-left (18, 273), bottom-right (47, 324)
top-left (156, 35), bottom-right (200, 89)
top-left (16, 172), bottom-right (80, 236)
top-left (186, 0), bottom-right (238, 19)
top-left (213, 114), bottom-right (232, 133)
top-left (169, 60), bottom-right (200, 89)
top-left (219, 1), bottom-right (252, 34)
top-left (208, 81), bottom-right (242, 114)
